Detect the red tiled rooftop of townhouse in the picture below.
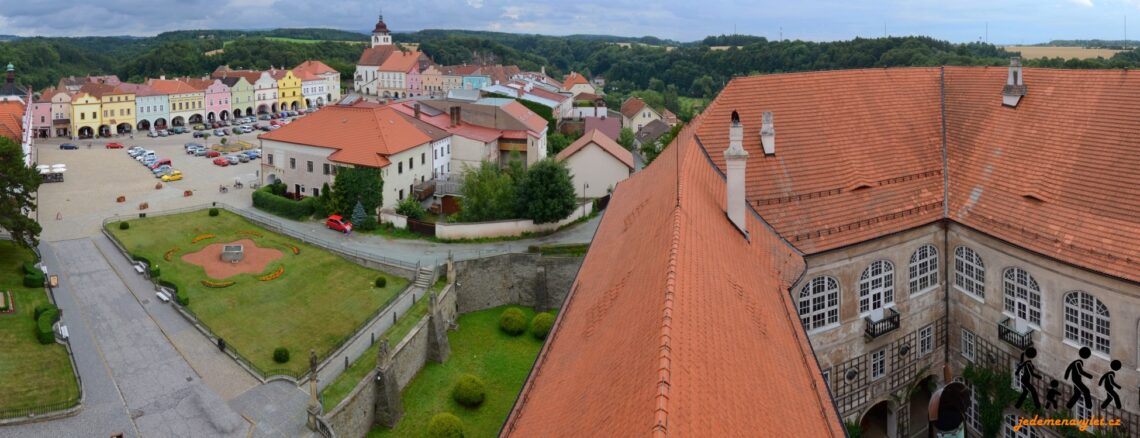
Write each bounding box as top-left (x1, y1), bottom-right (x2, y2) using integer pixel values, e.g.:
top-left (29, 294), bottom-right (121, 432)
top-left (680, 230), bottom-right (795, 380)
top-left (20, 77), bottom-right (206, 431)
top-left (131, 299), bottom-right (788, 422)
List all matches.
top-left (499, 101), bottom-right (547, 134)
top-left (620, 96), bottom-right (651, 119)
top-left (378, 50), bottom-right (423, 73)
top-left (562, 71), bottom-right (589, 89)
top-left (0, 100), bottom-right (24, 142)
top-left (259, 105), bottom-right (430, 168)
top-left (294, 60), bottom-right (338, 75)
top-left (357, 45), bottom-right (398, 67)
top-left (555, 128), bottom-right (634, 169)
top-left (292, 68), bottom-right (321, 82)
top-left (503, 122), bottom-right (843, 437)
top-left (146, 79), bottom-right (201, 95)
top-left (526, 87), bottom-right (568, 103)
top-left (583, 115), bottom-right (621, 141)
top-left (78, 82), bottom-right (128, 98)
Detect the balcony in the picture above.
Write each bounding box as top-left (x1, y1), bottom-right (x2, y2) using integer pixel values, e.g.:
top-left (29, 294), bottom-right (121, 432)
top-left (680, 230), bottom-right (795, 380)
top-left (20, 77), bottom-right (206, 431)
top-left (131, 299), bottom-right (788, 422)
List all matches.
top-left (864, 308), bottom-right (900, 340)
top-left (998, 317), bottom-right (1034, 350)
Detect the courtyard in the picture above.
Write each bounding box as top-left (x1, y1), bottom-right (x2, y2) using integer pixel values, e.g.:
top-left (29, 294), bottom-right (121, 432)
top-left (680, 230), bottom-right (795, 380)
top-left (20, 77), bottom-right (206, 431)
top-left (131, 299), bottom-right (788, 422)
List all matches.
top-left (107, 209), bottom-right (408, 377)
top-left (0, 240), bottom-right (80, 416)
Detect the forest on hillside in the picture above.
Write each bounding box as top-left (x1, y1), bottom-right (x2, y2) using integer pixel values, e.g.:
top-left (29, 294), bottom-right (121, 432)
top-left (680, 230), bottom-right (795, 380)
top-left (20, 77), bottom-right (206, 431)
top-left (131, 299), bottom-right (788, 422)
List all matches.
top-left (8, 28), bottom-right (1140, 119)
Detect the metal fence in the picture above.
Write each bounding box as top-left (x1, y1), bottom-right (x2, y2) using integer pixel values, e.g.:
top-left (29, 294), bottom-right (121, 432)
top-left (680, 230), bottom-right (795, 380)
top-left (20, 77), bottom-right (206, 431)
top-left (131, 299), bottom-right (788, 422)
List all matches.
top-left (0, 397), bottom-right (81, 421)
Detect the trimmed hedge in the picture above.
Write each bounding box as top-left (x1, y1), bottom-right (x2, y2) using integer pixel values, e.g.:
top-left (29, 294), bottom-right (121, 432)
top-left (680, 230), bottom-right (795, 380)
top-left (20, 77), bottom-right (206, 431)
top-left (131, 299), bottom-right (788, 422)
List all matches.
top-left (252, 186), bottom-right (316, 220)
top-left (34, 303), bottom-right (58, 321)
top-left (375, 277), bottom-right (387, 288)
top-left (208, 208), bottom-right (220, 217)
top-left (499, 308), bottom-right (527, 336)
top-left (176, 290), bottom-right (190, 305)
top-left (149, 265), bottom-right (161, 278)
top-left (22, 261), bottom-right (38, 275)
top-left (36, 308), bottom-right (60, 344)
top-left (24, 272), bottom-right (44, 288)
top-left (530, 312), bottom-right (555, 340)
top-left (452, 374), bottom-right (487, 408)
top-left (119, 221), bottom-right (130, 230)
top-left (273, 347), bottom-right (290, 363)
top-left (427, 413), bottom-right (464, 438)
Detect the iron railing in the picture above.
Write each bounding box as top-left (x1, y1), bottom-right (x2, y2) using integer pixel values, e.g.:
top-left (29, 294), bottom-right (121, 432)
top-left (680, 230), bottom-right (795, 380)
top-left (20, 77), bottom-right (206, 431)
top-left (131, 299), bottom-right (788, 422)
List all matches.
top-left (864, 308), bottom-right (901, 340)
top-left (998, 317), bottom-right (1034, 350)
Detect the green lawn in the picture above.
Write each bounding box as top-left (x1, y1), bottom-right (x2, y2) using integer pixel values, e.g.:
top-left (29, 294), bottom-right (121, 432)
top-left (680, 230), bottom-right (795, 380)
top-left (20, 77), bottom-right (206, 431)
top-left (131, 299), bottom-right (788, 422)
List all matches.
top-left (321, 278), bottom-right (448, 411)
top-left (108, 210), bottom-right (408, 376)
top-left (0, 241), bottom-right (80, 415)
top-left (368, 306), bottom-right (544, 438)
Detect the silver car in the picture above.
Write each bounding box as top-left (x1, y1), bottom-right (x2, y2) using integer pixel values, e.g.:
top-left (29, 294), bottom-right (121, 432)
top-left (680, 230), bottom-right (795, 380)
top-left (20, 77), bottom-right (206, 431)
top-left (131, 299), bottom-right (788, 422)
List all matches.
top-left (152, 165), bottom-right (172, 177)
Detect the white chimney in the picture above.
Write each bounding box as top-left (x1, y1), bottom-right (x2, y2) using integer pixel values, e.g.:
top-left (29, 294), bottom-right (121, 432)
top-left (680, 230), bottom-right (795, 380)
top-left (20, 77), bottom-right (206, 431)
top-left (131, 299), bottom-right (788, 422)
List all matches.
top-left (1002, 57), bottom-right (1027, 107)
top-left (760, 111), bottom-right (775, 156)
top-left (725, 110), bottom-right (749, 236)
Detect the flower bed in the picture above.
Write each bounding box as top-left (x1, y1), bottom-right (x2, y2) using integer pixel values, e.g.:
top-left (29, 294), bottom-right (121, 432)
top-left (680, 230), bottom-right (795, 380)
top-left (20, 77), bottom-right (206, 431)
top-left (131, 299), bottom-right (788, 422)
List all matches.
top-left (192, 234), bottom-right (216, 244)
top-left (163, 247), bottom-right (180, 262)
top-left (289, 245), bottom-right (300, 255)
top-left (0, 290), bottom-right (13, 314)
top-left (257, 266), bottom-right (284, 281)
top-left (201, 279), bottom-right (236, 288)
top-left (238, 230), bottom-right (263, 238)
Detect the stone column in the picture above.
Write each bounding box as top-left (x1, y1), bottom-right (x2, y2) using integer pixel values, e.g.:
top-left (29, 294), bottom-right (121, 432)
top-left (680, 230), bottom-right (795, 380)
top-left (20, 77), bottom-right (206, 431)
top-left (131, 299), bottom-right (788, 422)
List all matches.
top-left (373, 340), bottom-right (403, 428)
top-left (446, 254), bottom-right (455, 285)
top-left (427, 292), bottom-right (451, 363)
top-left (306, 349), bottom-right (321, 431)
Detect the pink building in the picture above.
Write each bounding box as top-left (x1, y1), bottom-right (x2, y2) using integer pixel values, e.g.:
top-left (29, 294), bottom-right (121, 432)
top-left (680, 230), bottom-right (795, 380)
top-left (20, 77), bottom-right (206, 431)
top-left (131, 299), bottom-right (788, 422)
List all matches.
top-left (407, 65), bottom-right (422, 97)
top-left (30, 91), bottom-right (52, 138)
top-left (186, 78), bottom-right (232, 122)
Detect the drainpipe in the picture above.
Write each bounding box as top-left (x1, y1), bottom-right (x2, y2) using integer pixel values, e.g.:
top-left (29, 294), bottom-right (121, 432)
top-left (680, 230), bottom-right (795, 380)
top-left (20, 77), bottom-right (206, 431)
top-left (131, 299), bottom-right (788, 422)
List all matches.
top-left (943, 220), bottom-right (951, 371)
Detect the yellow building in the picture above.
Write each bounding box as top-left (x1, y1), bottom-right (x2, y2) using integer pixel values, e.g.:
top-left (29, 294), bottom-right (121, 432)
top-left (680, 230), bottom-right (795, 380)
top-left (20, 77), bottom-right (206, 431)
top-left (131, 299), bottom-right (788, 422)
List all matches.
top-left (89, 83), bottom-right (136, 135)
top-left (270, 68), bottom-right (305, 111)
top-left (147, 78), bottom-right (204, 127)
top-left (69, 92), bottom-right (101, 139)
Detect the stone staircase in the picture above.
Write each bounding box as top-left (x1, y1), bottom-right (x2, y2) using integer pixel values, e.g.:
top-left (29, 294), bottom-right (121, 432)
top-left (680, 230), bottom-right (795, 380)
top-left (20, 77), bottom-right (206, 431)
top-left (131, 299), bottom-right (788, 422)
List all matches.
top-left (414, 266), bottom-right (433, 289)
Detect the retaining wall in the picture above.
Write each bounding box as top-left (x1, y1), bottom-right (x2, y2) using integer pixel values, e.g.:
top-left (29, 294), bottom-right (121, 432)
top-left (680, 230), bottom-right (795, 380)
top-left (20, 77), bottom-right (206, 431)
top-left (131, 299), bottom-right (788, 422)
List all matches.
top-left (454, 253), bottom-right (582, 313)
top-left (434, 203), bottom-right (592, 240)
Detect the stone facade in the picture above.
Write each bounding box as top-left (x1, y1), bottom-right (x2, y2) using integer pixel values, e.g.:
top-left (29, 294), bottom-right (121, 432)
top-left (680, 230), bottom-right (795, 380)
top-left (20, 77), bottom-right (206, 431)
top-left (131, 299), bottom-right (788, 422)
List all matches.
top-left (453, 253), bottom-right (582, 313)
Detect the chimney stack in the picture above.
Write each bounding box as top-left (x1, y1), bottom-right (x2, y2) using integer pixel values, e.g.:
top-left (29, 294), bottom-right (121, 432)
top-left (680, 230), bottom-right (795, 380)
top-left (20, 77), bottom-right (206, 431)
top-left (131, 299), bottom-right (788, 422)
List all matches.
top-left (760, 111), bottom-right (775, 156)
top-left (725, 110), bottom-right (749, 236)
top-left (1002, 57), bottom-right (1027, 107)
top-left (414, 103), bottom-right (421, 119)
top-left (160, 75), bottom-right (166, 80)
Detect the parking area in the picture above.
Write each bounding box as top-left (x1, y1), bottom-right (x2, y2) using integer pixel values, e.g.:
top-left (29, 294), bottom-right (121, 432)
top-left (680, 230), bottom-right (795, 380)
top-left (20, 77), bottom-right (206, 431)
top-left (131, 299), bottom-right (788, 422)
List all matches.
top-left (35, 134), bottom-right (263, 241)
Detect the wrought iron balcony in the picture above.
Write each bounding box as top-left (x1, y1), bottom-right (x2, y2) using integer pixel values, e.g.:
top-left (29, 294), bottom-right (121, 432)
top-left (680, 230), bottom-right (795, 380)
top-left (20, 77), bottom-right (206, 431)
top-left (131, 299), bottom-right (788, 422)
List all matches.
top-left (864, 308), bottom-right (900, 340)
top-left (998, 317), bottom-right (1034, 350)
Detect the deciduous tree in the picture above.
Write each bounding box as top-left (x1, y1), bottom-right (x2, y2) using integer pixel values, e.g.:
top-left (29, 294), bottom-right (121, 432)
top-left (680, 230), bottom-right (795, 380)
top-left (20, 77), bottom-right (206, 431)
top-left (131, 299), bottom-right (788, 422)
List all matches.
top-left (516, 159), bottom-right (576, 224)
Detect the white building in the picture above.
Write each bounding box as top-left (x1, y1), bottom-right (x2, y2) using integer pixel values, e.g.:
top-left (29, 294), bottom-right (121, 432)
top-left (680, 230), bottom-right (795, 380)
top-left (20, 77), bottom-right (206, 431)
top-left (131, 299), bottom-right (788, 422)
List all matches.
top-left (554, 129), bottom-right (633, 198)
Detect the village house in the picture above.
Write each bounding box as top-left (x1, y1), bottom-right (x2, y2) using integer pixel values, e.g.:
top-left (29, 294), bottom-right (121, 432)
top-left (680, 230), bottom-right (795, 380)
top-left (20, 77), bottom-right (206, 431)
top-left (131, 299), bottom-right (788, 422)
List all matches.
top-left (554, 129), bottom-right (633, 198)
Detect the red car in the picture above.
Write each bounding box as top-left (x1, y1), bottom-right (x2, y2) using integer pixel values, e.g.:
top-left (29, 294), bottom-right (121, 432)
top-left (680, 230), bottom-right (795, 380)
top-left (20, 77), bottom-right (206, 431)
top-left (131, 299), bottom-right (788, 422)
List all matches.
top-left (105, 142), bottom-right (124, 149)
top-left (269, 120), bottom-right (280, 126)
top-left (205, 150), bottom-right (221, 158)
top-left (325, 215), bottom-right (353, 233)
top-left (212, 157), bottom-right (230, 166)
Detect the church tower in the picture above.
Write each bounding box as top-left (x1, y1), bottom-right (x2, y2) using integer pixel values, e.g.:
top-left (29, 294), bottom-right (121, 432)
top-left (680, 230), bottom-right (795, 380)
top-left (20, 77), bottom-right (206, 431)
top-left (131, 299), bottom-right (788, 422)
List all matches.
top-left (371, 13), bottom-right (392, 48)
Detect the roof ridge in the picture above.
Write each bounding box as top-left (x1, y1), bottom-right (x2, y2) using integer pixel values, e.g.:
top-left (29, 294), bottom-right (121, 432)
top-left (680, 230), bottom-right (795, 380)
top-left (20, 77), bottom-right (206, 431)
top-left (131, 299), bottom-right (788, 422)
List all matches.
top-left (653, 203), bottom-right (681, 437)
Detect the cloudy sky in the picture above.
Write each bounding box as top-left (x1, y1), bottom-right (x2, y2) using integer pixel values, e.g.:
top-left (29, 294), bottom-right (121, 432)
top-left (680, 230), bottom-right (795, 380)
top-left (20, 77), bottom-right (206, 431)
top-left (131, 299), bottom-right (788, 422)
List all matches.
top-left (0, 0), bottom-right (1138, 43)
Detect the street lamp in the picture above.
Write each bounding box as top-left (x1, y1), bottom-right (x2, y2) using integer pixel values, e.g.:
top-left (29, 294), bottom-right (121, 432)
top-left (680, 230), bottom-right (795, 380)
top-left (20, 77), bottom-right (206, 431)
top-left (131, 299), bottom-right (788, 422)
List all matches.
top-left (581, 183), bottom-right (589, 219)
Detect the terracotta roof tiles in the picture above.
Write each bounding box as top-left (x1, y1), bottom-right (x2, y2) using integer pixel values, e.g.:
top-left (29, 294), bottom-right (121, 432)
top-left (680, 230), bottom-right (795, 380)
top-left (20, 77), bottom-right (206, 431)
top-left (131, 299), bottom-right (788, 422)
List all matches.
top-left (259, 105), bottom-right (430, 168)
top-left (357, 45), bottom-right (397, 67)
top-left (294, 60), bottom-right (338, 75)
top-left (378, 51), bottom-right (423, 73)
top-left (0, 101), bottom-right (24, 142)
top-left (620, 96), bottom-right (650, 119)
top-left (562, 71), bottom-right (589, 89)
top-left (555, 128), bottom-right (634, 169)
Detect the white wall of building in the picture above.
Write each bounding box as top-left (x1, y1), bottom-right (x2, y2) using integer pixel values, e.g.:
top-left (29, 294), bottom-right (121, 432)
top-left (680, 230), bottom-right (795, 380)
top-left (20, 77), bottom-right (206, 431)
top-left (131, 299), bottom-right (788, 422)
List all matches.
top-left (561, 143), bottom-right (630, 198)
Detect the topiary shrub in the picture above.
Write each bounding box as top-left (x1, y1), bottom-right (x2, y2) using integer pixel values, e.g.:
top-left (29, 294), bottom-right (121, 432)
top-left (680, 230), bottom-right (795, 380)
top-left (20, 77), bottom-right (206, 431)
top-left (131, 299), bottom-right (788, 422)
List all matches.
top-left (452, 374), bottom-right (486, 408)
top-left (36, 308), bottom-right (60, 344)
top-left (34, 303), bottom-right (58, 321)
top-left (149, 265), bottom-right (161, 278)
top-left (208, 208), bottom-right (220, 217)
top-left (23, 272), bottom-right (44, 288)
top-left (375, 277), bottom-right (387, 288)
top-left (499, 308), bottom-right (527, 336)
top-left (273, 347), bottom-right (290, 363)
top-left (530, 312), bottom-right (555, 340)
top-left (119, 221), bottom-right (130, 230)
top-left (427, 412), bottom-right (464, 438)
top-left (176, 290), bottom-right (190, 306)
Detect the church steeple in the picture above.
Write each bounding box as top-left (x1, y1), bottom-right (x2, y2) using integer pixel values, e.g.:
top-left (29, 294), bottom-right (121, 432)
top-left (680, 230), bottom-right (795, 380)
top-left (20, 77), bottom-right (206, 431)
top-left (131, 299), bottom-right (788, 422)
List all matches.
top-left (371, 12), bottom-right (392, 48)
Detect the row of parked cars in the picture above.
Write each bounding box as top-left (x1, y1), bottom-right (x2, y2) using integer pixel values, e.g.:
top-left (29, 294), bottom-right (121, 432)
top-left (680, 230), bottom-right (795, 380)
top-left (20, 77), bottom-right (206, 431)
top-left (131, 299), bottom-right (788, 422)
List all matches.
top-left (146, 126), bottom-right (191, 138)
top-left (127, 146), bottom-right (182, 181)
top-left (183, 142), bottom-right (260, 167)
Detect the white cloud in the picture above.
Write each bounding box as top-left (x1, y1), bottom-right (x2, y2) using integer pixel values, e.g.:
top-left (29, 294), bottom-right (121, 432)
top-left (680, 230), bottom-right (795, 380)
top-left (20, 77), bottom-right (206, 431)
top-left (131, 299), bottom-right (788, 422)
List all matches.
top-left (501, 6), bottom-right (523, 20)
top-left (1069, 0), bottom-right (1094, 6)
top-left (466, 0), bottom-right (484, 8)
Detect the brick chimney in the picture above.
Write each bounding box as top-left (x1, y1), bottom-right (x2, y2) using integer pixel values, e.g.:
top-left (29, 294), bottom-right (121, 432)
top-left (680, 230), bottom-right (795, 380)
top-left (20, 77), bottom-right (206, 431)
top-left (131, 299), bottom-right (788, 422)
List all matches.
top-left (760, 111), bottom-right (775, 156)
top-left (725, 110), bottom-right (749, 236)
top-left (1002, 57), bottom-right (1027, 107)
top-left (414, 103), bottom-right (421, 119)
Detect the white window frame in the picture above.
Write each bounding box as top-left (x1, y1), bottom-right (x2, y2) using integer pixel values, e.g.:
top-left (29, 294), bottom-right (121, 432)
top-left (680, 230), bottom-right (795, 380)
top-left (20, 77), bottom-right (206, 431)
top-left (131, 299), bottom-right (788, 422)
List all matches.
top-left (1072, 403), bottom-right (1094, 429)
top-left (919, 325), bottom-right (934, 356)
top-left (797, 276), bottom-right (840, 333)
top-left (870, 349), bottom-right (886, 381)
top-left (1003, 267), bottom-right (1042, 328)
top-left (968, 390), bottom-right (982, 433)
top-left (1063, 291), bottom-right (1111, 356)
top-left (961, 328), bottom-right (975, 361)
top-left (954, 246), bottom-right (986, 301)
top-left (859, 260), bottom-right (895, 316)
top-left (909, 244), bottom-right (939, 296)
top-left (1004, 414), bottom-right (1039, 438)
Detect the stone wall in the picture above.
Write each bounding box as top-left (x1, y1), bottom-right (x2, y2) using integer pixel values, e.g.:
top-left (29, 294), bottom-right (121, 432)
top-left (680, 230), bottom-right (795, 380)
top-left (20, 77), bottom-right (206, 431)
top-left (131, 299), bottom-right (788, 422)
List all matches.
top-left (454, 253), bottom-right (583, 313)
top-left (435, 203), bottom-right (592, 240)
top-left (324, 284), bottom-right (457, 438)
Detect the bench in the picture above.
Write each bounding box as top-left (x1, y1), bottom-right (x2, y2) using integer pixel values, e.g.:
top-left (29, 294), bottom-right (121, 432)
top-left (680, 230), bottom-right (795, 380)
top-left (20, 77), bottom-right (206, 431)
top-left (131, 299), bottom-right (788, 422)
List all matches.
top-left (156, 291), bottom-right (170, 303)
top-left (134, 263), bottom-right (146, 274)
top-left (58, 325), bottom-right (69, 340)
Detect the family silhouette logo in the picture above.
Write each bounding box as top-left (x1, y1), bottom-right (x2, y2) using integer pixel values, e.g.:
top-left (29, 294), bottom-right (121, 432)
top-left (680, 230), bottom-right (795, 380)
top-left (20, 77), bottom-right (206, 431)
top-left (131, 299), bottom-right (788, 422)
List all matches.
top-left (1007, 346), bottom-right (1126, 433)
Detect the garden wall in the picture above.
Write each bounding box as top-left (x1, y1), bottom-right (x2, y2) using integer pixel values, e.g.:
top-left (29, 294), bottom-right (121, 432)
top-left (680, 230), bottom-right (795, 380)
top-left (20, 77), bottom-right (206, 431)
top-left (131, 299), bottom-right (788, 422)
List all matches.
top-left (434, 202), bottom-right (593, 240)
top-left (453, 253), bottom-right (582, 313)
top-left (325, 284), bottom-right (457, 438)
top-left (378, 210), bottom-right (406, 230)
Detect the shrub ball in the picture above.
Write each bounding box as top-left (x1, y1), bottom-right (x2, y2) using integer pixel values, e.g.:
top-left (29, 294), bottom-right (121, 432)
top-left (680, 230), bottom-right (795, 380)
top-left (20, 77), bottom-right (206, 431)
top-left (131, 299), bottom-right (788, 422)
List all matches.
top-left (530, 312), bottom-right (555, 340)
top-left (119, 221), bottom-right (130, 230)
top-left (273, 347), bottom-right (290, 363)
top-left (375, 277), bottom-right (387, 288)
top-left (499, 308), bottom-right (527, 336)
top-left (427, 412), bottom-right (464, 438)
top-left (208, 208), bottom-right (220, 217)
top-left (451, 374), bottom-right (486, 408)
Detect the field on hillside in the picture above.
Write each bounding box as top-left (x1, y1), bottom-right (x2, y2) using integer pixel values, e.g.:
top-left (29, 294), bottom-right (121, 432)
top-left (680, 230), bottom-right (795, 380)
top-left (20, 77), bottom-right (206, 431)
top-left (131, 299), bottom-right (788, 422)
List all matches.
top-left (1005, 46), bottom-right (1124, 60)
top-left (221, 37), bottom-right (365, 47)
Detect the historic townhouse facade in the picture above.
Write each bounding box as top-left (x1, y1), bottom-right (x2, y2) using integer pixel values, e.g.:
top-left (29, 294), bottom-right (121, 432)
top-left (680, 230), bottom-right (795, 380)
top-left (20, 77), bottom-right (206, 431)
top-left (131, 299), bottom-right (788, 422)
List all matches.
top-left (147, 78), bottom-right (204, 127)
top-left (194, 78), bottom-right (231, 122)
top-left (69, 92), bottom-right (101, 139)
top-left (221, 76), bottom-right (255, 118)
top-left (271, 68), bottom-right (304, 111)
top-left (295, 69), bottom-right (327, 108)
top-left (294, 60), bottom-right (341, 103)
top-left (46, 88), bottom-right (72, 138)
top-left (117, 83), bottom-right (168, 132)
top-left (254, 72), bottom-right (279, 114)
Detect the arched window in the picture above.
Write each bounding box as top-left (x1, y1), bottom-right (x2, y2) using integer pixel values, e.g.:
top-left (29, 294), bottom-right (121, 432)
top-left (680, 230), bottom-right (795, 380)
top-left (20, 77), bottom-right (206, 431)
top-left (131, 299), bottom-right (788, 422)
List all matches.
top-left (1003, 268), bottom-right (1041, 326)
top-left (908, 245), bottom-right (939, 294)
top-left (1063, 291), bottom-right (1110, 355)
top-left (798, 277), bottom-right (840, 331)
top-left (859, 260), bottom-right (894, 314)
top-left (1004, 414), bottom-right (1039, 438)
top-left (954, 247), bottom-right (986, 299)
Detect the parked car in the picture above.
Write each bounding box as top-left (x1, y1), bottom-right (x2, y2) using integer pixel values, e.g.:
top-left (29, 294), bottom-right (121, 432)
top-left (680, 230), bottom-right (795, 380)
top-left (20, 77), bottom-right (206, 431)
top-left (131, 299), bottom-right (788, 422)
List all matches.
top-left (193, 124), bottom-right (205, 131)
top-left (60, 143), bottom-right (79, 150)
top-left (222, 128), bottom-right (231, 135)
top-left (212, 157), bottom-right (229, 166)
top-left (206, 150), bottom-right (221, 158)
top-left (105, 142), bottom-right (124, 149)
top-left (128, 146), bottom-right (145, 157)
top-left (225, 155), bottom-right (240, 165)
top-left (161, 170), bottom-right (183, 182)
top-left (158, 130), bottom-right (169, 137)
top-left (269, 120), bottom-right (279, 126)
top-left (150, 158), bottom-right (172, 169)
top-left (325, 215), bottom-right (352, 233)
top-left (194, 148), bottom-right (209, 157)
top-left (212, 129), bottom-right (224, 136)
top-left (152, 165), bottom-right (172, 176)
top-left (184, 142), bottom-right (202, 150)
top-left (236, 154), bottom-right (250, 163)
top-left (268, 125), bottom-right (280, 131)
top-left (260, 126), bottom-right (271, 132)
top-left (147, 131), bottom-right (159, 138)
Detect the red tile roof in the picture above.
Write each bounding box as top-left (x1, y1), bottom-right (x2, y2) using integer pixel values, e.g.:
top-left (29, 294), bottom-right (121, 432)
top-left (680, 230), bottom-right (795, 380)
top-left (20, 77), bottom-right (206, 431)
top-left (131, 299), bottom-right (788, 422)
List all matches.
top-left (621, 96), bottom-right (652, 119)
top-left (526, 87), bottom-right (567, 103)
top-left (500, 101), bottom-right (547, 134)
top-left (294, 60), bottom-right (338, 75)
top-left (697, 68), bottom-right (946, 255)
top-left (555, 128), bottom-right (634, 169)
top-left (379, 50), bottom-right (423, 73)
top-left (357, 45), bottom-right (397, 67)
top-left (146, 79), bottom-right (201, 95)
top-left (211, 66), bottom-right (263, 83)
top-left (259, 105), bottom-right (430, 168)
top-left (944, 66), bottom-right (1140, 283)
top-left (0, 101), bottom-right (24, 142)
top-left (504, 123), bottom-right (842, 437)
top-left (562, 71), bottom-right (589, 90)
top-left (583, 115), bottom-right (621, 141)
